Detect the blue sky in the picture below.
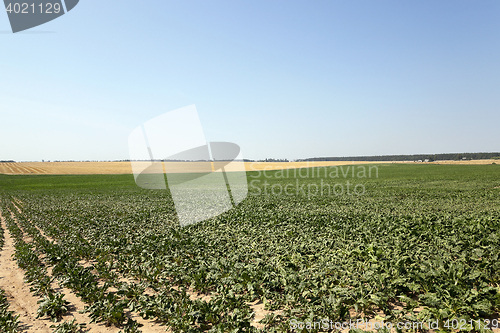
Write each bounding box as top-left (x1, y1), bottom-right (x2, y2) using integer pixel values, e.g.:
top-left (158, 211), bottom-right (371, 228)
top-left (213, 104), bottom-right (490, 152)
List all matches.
top-left (1, 0), bottom-right (499, 161)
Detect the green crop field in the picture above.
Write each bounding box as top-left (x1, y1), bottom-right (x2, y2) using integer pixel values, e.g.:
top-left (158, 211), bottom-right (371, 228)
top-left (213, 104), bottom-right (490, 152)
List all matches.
top-left (1, 164), bottom-right (500, 332)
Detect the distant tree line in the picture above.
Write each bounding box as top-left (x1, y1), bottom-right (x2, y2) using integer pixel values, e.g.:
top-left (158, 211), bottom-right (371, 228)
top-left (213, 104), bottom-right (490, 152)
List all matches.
top-left (259, 158), bottom-right (289, 162)
top-left (299, 152), bottom-right (500, 162)
top-left (4, 154), bottom-right (499, 164)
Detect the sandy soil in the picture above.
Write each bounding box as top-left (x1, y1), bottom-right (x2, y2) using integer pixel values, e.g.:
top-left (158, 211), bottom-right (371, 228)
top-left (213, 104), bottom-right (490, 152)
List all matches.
top-left (0, 209), bottom-right (54, 332)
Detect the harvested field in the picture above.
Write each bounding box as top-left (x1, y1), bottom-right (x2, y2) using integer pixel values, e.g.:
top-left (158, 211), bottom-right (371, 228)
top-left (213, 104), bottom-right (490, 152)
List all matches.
top-left (0, 161), bottom-right (386, 175)
top-left (1, 160), bottom-right (497, 175)
top-left (1, 164), bottom-right (500, 332)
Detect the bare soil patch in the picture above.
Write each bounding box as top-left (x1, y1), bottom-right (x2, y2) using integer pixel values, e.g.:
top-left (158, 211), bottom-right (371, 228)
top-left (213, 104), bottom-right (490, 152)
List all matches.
top-left (0, 209), bottom-right (53, 332)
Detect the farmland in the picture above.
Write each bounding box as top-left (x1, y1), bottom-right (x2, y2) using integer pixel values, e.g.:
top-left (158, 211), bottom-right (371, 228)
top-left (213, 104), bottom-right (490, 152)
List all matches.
top-left (1, 163), bottom-right (500, 332)
top-left (0, 160), bottom-right (497, 176)
top-left (0, 161), bottom-right (389, 175)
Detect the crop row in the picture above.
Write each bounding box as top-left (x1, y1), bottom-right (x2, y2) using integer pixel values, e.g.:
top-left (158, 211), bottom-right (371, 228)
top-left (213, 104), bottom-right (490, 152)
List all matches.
top-left (0, 289), bottom-right (20, 333)
top-left (0, 209), bottom-right (21, 333)
top-left (0, 199), bottom-right (91, 333)
top-left (8, 197), bottom-right (261, 332)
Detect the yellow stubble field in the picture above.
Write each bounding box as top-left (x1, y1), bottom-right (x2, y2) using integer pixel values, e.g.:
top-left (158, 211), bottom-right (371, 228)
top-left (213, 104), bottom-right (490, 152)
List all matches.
top-left (0, 161), bottom-right (387, 175)
top-left (0, 160), bottom-right (497, 175)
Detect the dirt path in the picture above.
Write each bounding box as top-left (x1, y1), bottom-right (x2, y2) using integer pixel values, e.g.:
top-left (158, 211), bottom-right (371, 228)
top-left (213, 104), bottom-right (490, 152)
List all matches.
top-left (0, 209), bottom-right (53, 332)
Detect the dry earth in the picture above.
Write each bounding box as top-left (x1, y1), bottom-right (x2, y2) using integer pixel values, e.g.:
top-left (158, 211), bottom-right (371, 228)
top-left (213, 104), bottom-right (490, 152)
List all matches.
top-left (0, 210), bottom-right (54, 332)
